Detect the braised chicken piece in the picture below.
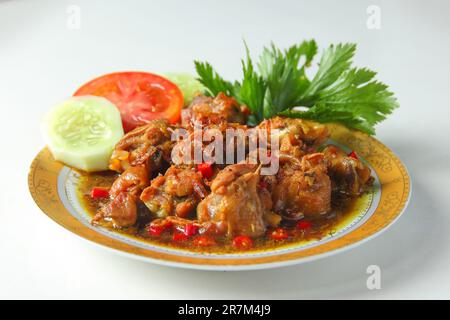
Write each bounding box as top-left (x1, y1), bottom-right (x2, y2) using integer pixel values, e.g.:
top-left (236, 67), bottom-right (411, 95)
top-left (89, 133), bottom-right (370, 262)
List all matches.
top-left (323, 145), bottom-right (373, 196)
top-left (259, 116), bottom-right (329, 158)
top-left (148, 163), bottom-right (279, 234)
top-left (272, 153), bottom-right (331, 220)
top-left (171, 121), bottom-right (249, 166)
top-left (140, 166), bottom-right (208, 219)
top-left (196, 164), bottom-right (269, 237)
top-left (109, 165), bottom-right (149, 197)
top-left (181, 92), bottom-right (248, 128)
top-left (97, 192), bottom-right (138, 228)
top-left (109, 119), bottom-right (173, 173)
top-left (93, 165), bottom-right (149, 227)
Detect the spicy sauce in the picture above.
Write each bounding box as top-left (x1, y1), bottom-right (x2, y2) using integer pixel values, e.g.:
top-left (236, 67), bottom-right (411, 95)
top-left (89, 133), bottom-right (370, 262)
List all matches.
top-left (77, 171), bottom-right (372, 253)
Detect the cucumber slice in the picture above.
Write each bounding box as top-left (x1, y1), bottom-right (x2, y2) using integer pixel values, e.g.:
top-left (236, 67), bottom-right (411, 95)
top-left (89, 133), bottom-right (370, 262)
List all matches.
top-left (42, 96), bottom-right (124, 172)
top-left (164, 72), bottom-right (204, 106)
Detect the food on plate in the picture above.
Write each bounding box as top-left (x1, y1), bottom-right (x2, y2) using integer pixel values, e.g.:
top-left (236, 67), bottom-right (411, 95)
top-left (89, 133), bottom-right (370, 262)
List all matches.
top-left (92, 165), bottom-right (148, 227)
top-left (41, 96), bottom-right (124, 172)
top-left (272, 153), bottom-right (331, 219)
top-left (323, 145), bottom-right (373, 196)
top-left (109, 119), bottom-right (173, 173)
top-left (196, 164), bottom-right (269, 238)
top-left (74, 72), bottom-right (183, 133)
top-left (181, 92), bottom-right (249, 128)
top-left (140, 165), bottom-right (207, 219)
top-left (81, 93), bottom-right (374, 252)
top-left (258, 116), bottom-right (329, 158)
top-left (41, 40), bottom-right (399, 252)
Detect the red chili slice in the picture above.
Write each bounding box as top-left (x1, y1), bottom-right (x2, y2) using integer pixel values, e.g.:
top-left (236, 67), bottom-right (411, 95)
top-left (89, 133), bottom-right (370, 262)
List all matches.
top-left (91, 187), bottom-right (110, 199)
top-left (297, 221), bottom-right (312, 230)
top-left (233, 236), bottom-right (253, 250)
top-left (148, 220), bottom-right (172, 237)
top-left (173, 232), bottom-right (189, 242)
top-left (183, 223), bottom-right (199, 237)
top-left (196, 163), bottom-right (213, 179)
top-left (269, 228), bottom-right (289, 240)
top-left (148, 225), bottom-right (165, 237)
top-left (348, 150), bottom-right (359, 160)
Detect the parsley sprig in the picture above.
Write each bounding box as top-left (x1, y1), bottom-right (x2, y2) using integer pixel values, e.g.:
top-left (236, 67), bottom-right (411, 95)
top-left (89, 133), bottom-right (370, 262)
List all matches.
top-left (194, 40), bottom-right (398, 135)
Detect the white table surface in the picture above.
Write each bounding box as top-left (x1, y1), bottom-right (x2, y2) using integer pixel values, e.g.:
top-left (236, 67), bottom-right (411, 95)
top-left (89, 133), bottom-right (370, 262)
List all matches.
top-left (1, 0), bottom-right (449, 299)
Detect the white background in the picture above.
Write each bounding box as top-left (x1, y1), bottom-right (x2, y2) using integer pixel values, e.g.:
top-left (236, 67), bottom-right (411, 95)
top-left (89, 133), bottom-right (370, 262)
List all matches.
top-left (1, 0), bottom-right (449, 299)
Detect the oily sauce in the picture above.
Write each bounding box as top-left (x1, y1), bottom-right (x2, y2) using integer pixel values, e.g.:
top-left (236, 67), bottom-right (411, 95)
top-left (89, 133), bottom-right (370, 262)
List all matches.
top-left (77, 171), bottom-right (372, 253)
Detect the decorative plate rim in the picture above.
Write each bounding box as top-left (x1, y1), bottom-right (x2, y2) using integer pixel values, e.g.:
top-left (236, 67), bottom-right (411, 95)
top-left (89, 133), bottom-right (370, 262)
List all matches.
top-left (28, 124), bottom-right (411, 271)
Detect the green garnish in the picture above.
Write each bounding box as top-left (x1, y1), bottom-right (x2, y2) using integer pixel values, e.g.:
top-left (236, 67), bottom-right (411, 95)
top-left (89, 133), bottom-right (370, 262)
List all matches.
top-left (194, 40), bottom-right (398, 135)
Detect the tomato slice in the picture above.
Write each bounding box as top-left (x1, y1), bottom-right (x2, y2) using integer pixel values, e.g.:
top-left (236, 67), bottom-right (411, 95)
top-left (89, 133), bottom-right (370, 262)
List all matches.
top-left (74, 72), bottom-right (183, 132)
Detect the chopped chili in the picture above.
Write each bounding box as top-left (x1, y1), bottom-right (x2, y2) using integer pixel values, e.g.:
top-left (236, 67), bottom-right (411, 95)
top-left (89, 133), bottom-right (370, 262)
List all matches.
top-left (183, 223), bottom-right (198, 237)
top-left (173, 232), bottom-right (189, 242)
top-left (297, 220), bottom-right (312, 230)
top-left (196, 163), bottom-right (213, 179)
top-left (148, 225), bottom-right (165, 237)
top-left (348, 150), bottom-right (358, 160)
top-left (233, 236), bottom-right (253, 250)
top-left (269, 228), bottom-right (289, 240)
top-left (90, 187), bottom-right (109, 199)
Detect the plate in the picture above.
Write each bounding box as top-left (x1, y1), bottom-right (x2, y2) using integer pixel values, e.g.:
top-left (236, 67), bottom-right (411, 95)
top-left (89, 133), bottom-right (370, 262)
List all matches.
top-left (28, 124), bottom-right (411, 270)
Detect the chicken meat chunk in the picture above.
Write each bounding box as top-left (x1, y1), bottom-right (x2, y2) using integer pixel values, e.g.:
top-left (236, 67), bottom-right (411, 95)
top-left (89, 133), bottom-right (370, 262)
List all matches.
top-left (140, 166), bottom-right (208, 219)
top-left (323, 145), bottom-right (373, 196)
top-left (171, 121), bottom-right (249, 166)
top-left (196, 164), bottom-right (269, 237)
top-left (109, 120), bottom-right (173, 173)
top-left (93, 165), bottom-right (149, 227)
top-left (259, 116), bottom-right (329, 158)
top-left (272, 153), bottom-right (331, 220)
top-left (181, 92), bottom-right (248, 128)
